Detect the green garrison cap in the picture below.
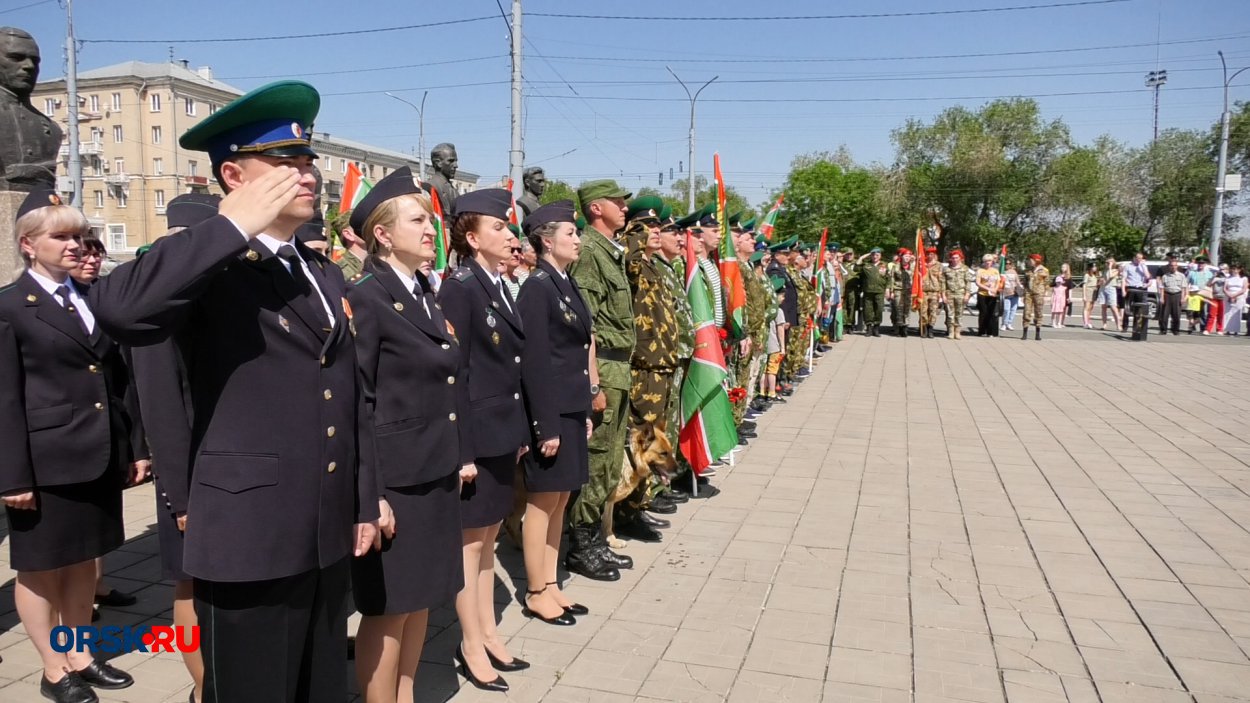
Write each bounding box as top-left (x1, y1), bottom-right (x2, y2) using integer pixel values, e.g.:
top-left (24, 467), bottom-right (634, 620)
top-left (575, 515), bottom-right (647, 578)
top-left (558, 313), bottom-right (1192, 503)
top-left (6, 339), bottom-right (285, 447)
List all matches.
top-left (741, 217), bottom-right (756, 232)
top-left (180, 80), bottom-right (320, 164)
top-left (673, 210), bottom-right (700, 230)
top-left (768, 235), bottom-right (799, 253)
top-left (576, 179), bottom-right (632, 210)
top-left (749, 250), bottom-right (765, 265)
top-left (626, 195), bottom-right (664, 223)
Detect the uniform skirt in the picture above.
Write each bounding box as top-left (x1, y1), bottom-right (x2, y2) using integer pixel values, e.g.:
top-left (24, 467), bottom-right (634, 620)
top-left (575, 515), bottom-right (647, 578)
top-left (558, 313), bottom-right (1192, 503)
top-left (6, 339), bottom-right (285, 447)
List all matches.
top-left (352, 471), bottom-right (464, 615)
top-left (459, 453), bottom-right (516, 529)
top-left (525, 411), bottom-right (590, 493)
top-left (6, 468), bottom-right (124, 572)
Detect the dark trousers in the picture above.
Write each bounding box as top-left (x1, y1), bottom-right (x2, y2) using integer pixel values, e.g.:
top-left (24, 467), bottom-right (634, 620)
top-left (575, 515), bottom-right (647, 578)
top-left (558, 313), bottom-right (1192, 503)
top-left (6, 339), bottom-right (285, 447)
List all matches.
top-left (1125, 287), bottom-right (1147, 331)
top-left (977, 295), bottom-right (999, 336)
top-left (195, 558), bottom-right (350, 703)
top-left (1159, 291), bottom-right (1183, 334)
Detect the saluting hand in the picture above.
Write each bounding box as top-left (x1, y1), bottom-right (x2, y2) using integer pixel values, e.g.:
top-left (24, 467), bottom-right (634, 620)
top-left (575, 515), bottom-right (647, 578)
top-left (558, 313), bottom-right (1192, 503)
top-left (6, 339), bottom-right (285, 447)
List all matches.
top-left (219, 166), bottom-right (303, 237)
top-left (539, 437), bottom-right (561, 458)
top-left (353, 521), bottom-right (378, 557)
top-left (2, 491), bottom-right (35, 510)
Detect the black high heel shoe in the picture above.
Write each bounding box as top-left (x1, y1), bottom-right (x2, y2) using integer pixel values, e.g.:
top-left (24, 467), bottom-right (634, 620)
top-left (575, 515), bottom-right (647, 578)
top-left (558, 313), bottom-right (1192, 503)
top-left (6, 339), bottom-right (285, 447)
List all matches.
top-left (484, 645), bottom-right (531, 671)
top-left (521, 586), bottom-right (575, 627)
top-left (548, 581), bottom-right (589, 616)
top-left (454, 645), bottom-right (509, 692)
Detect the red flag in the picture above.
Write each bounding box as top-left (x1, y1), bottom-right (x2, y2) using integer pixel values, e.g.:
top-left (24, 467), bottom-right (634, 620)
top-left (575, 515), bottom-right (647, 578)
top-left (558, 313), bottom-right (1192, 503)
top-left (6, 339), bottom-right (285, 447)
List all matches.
top-left (911, 227), bottom-right (926, 309)
top-left (758, 194), bottom-right (783, 240)
top-left (812, 227), bottom-right (828, 287)
top-left (504, 178), bottom-right (520, 228)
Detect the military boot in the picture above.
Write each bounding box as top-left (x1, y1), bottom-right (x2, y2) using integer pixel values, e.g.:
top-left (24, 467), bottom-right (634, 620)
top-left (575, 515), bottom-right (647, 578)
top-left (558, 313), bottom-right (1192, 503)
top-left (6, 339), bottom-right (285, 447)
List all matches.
top-left (564, 525), bottom-right (620, 582)
top-left (1034, 327), bottom-right (1041, 341)
top-left (1021, 326), bottom-right (1029, 340)
top-left (593, 529), bottom-right (634, 569)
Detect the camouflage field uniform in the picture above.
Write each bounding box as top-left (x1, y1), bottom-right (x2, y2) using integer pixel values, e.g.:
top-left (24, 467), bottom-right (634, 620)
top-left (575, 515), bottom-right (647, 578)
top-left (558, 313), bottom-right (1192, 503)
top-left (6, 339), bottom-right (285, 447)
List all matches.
top-left (623, 225), bottom-right (679, 428)
top-left (783, 266), bottom-right (817, 376)
top-left (1022, 264), bottom-right (1050, 327)
top-left (886, 262), bottom-right (913, 331)
top-left (732, 259), bottom-right (768, 423)
top-left (943, 262), bottom-right (971, 339)
top-left (920, 264), bottom-right (946, 334)
top-left (858, 259), bottom-right (888, 331)
top-left (655, 252), bottom-right (694, 481)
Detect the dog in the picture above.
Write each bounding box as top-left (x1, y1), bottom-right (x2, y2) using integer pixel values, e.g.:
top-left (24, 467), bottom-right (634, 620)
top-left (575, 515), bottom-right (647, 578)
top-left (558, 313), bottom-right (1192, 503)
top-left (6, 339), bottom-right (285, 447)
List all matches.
top-left (602, 421), bottom-right (678, 549)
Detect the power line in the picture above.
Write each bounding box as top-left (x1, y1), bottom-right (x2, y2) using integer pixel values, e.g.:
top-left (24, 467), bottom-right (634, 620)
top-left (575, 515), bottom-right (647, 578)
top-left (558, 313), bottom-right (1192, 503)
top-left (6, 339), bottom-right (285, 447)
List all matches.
top-left (220, 55), bottom-right (506, 81)
top-left (527, 0), bottom-right (1129, 22)
top-left (81, 16), bottom-right (495, 44)
top-left (0, 0), bottom-right (53, 14)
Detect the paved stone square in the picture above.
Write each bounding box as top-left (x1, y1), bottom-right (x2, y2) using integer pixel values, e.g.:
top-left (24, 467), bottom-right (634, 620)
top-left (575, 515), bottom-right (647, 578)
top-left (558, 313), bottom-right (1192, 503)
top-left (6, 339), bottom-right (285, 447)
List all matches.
top-left (1, 331), bottom-right (1248, 702)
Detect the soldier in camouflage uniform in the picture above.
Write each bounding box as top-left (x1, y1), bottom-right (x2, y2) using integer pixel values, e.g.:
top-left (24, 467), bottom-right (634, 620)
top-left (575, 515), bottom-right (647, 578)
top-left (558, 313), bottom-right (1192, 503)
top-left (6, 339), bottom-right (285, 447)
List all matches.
top-left (886, 248), bottom-right (914, 337)
top-left (784, 248), bottom-right (817, 377)
top-left (567, 180), bottom-right (637, 577)
top-left (1021, 253), bottom-right (1048, 340)
top-left (332, 210), bottom-right (367, 280)
top-left (943, 250), bottom-right (971, 339)
top-left (918, 247), bottom-right (945, 338)
top-left (732, 223), bottom-right (767, 432)
top-left (856, 248), bottom-right (888, 337)
top-left (652, 207), bottom-right (693, 511)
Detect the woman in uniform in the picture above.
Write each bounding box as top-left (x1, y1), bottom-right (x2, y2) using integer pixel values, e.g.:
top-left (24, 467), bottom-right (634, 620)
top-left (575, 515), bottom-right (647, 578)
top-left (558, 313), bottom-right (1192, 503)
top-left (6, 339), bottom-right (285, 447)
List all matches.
top-left (437, 189), bottom-right (530, 692)
top-left (344, 168), bottom-right (466, 703)
top-left (0, 191), bottom-right (143, 703)
top-left (516, 201), bottom-right (593, 625)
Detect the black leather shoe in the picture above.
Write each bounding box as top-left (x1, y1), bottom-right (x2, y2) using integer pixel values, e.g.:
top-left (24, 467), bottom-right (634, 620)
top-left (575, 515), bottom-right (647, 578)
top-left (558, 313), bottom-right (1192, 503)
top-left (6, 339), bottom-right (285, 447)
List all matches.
top-left (738, 429), bottom-right (757, 439)
top-left (547, 582), bottom-right (589, 616)
top-left (74, 661), bottom-right (133, 690)
top-left (663, 491), bottom-right (689, 504)
top-left (637, 511), bottom-right (670, 529)
top-left (739, 419), bottom-right (757, 431)
top-left (615, 517), bottom-right (663, 543)
top-left (454, 646), bottom-right (508, 692)
top-left (522, 588), bottom-right (576, 626)
top-left (93, 589), bottom-right (137, 608)
top-left (485, 646), bottom-right (532, 670)
top-left (40, 672), bottom-right (98, 703)
top-left (645, 499), bottom-right (677, 515)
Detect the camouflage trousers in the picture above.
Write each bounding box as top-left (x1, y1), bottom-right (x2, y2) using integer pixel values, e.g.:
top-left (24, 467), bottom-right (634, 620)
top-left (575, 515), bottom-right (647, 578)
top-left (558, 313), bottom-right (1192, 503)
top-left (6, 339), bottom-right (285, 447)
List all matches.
top-left (570, 386), bottom-right (629, 525)
top-left (662, 362), bottom-right (692, 487)
top-left (945, 296), bottom-right (966, 331)
top-left (730, 349), bottom-right (751, 424)
top-left (630, 367), bottom-right (675, 428)
top-left (1022, 292), bottom-right (1045, 327)
top-left (890, 292), bottom-right (911, 327)
top-left (920, 295), bottom-right (942, 329)
top-left (782, 322), bottom-right (809, 376)
top-left (747, 351), bottom-right (766, 396)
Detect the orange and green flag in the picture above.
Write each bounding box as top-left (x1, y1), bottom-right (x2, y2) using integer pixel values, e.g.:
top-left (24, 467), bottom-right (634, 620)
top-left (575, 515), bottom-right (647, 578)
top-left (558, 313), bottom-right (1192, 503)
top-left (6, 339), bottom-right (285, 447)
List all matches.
top-left (714, 153), bottom-right (747, 339)
top-left (679, 232), bottom-right (738, 474)
top-left (341, 162), bottom-right (372, 212)
top-left (758, 194), bottom-right (783, 240)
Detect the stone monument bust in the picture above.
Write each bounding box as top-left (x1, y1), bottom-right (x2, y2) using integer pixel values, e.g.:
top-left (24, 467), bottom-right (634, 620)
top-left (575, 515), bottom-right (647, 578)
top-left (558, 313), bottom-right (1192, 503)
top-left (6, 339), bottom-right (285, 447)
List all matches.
top-left (426, 142), bottom-right (458, 213)
top-left (0, 27), bottom-right (62, 192)
top-left (517, 166), bottom-right (545, 219)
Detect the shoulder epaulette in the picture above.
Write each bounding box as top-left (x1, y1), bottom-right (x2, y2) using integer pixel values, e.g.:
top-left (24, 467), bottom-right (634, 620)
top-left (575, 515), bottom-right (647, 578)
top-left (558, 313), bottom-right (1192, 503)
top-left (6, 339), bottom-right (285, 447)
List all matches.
top-left (351, 272), bottom-right (373, 286)
top-left (533, 270), bottom-right (550, 280)
top-left (451, 267), bottom-right (472, 281)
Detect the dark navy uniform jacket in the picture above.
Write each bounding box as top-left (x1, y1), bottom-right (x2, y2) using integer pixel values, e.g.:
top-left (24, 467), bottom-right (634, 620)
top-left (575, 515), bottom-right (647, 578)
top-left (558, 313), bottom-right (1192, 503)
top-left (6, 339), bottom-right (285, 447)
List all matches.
top-left (516, 260), bottom-right (593, 442)
top-left (436, 257), bottom-right (528, 464)
top-left (766, 260), bottom-right (800, 326)
top-left (89, 216), bottom-right (379, 583)
top-left (127, 339), bottom-right (193, 518)
top-left (347, 257), bottom-right (465, 491)
top-left (0, 272), bottom-right (135, 494)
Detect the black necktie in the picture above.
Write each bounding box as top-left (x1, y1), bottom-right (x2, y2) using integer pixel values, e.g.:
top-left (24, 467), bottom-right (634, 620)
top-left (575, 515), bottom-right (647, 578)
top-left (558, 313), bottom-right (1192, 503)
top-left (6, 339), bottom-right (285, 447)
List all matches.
top-left (498, 279), bottom-right (514, 313)
top-left (276, 244), bottom-right (329, 327)
top-left (55, 284), bottom-right (90, 335)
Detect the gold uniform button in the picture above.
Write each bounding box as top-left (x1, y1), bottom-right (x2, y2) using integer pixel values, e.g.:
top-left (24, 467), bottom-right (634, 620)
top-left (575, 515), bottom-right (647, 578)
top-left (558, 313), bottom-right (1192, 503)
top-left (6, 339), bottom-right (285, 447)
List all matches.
top-left (447, 376), bottom-right (455, 385)
top-left (88, 364), bottom-right (99, 373)
top-left (326, 426), bottom-right (336, 438)
top-left (327, 462), bottom-right (337, 473)
top-left (449, 413), bottom-right (457, 422)
top-left (323, 389), bottom-right (333, 400)
top-left (93, 402), bottom-right (104, 411)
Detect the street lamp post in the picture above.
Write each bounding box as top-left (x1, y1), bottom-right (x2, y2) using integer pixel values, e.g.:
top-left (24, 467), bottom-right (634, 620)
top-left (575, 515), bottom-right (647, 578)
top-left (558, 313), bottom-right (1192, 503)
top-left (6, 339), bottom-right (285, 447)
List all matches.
top-left (385, 91), bottom-right (429, 181)
top-left (666, 67), bottom-right (717, 213)
top-left (1210, 51), bottom-right (1248, 267)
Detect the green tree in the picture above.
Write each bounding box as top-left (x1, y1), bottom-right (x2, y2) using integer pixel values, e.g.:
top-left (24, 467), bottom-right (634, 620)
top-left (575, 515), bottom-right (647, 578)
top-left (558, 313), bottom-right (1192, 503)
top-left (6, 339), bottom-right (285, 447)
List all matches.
top-left (634, 186), bottom-right (688, 217)
top-left (772, 155), bottom-right (893, 253)
top-left (540, 179), bottom-right (577, 206)
top-left (667, 176), bottom-right (753, 221)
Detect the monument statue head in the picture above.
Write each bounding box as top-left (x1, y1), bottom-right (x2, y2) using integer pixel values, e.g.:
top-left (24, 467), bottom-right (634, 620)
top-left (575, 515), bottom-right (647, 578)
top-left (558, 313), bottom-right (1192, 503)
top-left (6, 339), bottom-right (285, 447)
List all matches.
top-left (522, 167), bottom-right (546, 198)
top-left (0, 27), bottom-right (40, 101)
top-left (430, 143), bottom-right (458, 180)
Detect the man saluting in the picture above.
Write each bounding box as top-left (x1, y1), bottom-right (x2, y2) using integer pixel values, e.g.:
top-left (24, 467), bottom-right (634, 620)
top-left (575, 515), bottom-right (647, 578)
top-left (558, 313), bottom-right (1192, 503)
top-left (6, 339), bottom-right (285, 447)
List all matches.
top-left (89, 81), bottom-right (378, 703)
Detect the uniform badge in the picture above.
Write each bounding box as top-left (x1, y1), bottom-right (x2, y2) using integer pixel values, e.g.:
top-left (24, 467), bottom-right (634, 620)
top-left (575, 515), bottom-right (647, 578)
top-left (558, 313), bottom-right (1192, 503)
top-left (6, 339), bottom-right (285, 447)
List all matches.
top-left (486, 313), bottom-right (497, 328)
top-left (393, 302), bottom-right (404, 312)
top-left (445, 320), bottom-right (456, 337)
top-left (246, 250), bottom-right (260, 261)
top-left (26, 294), bottom-right (37, 302)
top-left (558, 300), bottom-right (568, 312)
top-left (491, 300), bottom-right (500, 309)
top-left (341, 297), bottom-right (353, 320)
top-left (491, 331), bottom-right (501, 346)
top-left (277, 314), bottom-right (291, 333)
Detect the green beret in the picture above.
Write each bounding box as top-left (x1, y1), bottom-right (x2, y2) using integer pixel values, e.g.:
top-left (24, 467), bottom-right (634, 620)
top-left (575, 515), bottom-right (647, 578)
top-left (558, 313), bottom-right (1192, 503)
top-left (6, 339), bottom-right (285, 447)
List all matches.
top-left (625, 196), bottom-right (663, 223)
top-left (870, 247), bottom-right (882, 254)
top-left (576, 179), bottom-right (631, 210)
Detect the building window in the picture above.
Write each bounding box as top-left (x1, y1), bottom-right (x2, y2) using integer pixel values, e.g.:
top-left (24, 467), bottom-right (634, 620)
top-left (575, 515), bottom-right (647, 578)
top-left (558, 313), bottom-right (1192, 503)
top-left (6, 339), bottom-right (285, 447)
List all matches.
top-left (149, 93), bottom-right (161, 112)
top-left (116, 190), bottom-right (128, 208)
top-left (184, 97), bottom-right (196, 116)
top-left (43, 98), bottom-right (56, 116)
top-left (89, 94), bottom-right (99, 112)
top-left (111, 92), bottom-right (121, 111)
top-left (107, 224), bottom-right (126, 251)
top-left (154, 190), bottom-right (165, 209)
top-left (208, 103), bottom-right (217, 115)
top-left (153, 158), bottom-right (163, 175)
top-left (151, 126), bottom-right (162, 144)
top-left (114, 158), bottom-right (124, 174)
top-left (188, 160), bottom-right (198, 177)
top-left (324, 157), bottom-right (334, 173)
top-left (91, 157), bottom-right (102, 176)
top-left (94, 190), bottom-right (104, 209)
top-left (90, 127), bottom-right (103, 144)
top-left (113, 125), bottom-right (123, 143)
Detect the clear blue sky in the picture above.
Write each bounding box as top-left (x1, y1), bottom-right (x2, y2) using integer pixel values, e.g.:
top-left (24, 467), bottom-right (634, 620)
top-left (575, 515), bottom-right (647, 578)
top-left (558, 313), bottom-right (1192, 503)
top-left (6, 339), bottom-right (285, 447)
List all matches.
top-left (7, 0), bottom-right (1249, 209)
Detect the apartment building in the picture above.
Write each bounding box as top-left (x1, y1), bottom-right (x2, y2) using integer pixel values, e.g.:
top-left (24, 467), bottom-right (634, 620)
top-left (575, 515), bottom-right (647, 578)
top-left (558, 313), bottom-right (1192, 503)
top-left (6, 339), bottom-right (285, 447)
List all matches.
top-left (33, 61), bottom-right (478, 256)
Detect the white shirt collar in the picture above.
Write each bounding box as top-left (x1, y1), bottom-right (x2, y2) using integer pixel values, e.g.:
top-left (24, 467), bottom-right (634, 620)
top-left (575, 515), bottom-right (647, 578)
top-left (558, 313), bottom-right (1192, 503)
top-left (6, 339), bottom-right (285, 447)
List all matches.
top-left (26, 268), bottom-right (76, 296)
top-left (255, 233), bottom-right (301, 259)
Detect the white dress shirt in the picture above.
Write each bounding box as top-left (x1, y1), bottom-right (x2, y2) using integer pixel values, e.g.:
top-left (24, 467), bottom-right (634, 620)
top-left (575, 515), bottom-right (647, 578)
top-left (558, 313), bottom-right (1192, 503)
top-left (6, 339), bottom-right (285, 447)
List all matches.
top-left (28, 269), bottom-right (95, 334)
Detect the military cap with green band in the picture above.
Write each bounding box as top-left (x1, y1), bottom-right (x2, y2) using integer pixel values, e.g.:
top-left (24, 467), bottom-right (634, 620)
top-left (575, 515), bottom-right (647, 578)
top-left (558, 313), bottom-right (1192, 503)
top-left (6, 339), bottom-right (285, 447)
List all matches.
top-left (767, 235), bottom-right (799, 253)
top-left (625, 195), bottom-right (664, 223)
top-left (180, 80), bottom-right (320, 164)
top-left (672, 211), bottom-right (701, 230)
top-left (741, 217), bottom-right (756, 232)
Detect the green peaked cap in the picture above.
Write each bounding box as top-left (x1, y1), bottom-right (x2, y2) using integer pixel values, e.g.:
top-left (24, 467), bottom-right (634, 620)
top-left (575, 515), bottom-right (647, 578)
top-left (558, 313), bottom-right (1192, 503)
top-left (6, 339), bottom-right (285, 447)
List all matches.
top-left (625, 195), bottom-right (664, 222)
